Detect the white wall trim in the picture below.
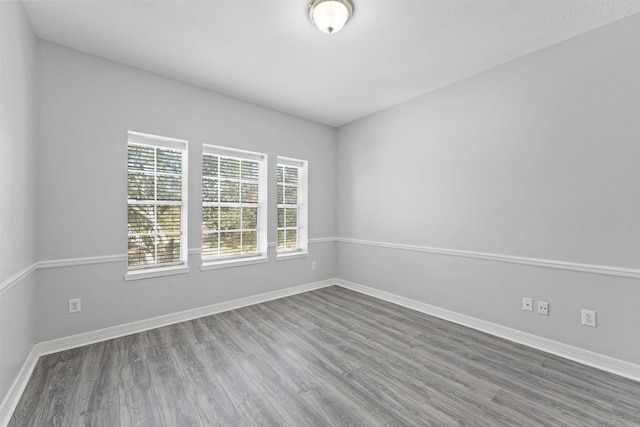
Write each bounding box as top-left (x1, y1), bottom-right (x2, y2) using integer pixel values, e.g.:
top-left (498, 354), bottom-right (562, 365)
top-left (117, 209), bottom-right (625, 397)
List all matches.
top-left (37, 254), bottom-right (126, 270)
top-left (32, 237), bottom-right (640, 280)
top-left (0, 346), bottom-right (39, 427)
top-left (336, 237), bottom-right (640, 279)
top-left (268, 238), bottom-right (333, 248)
top-left (0, 263), bottom-right (37, 296)
top-left (37, 278), bottom-right (336, 356)
top-left (201, 255), bottom-right (269, 270)
top-left (33, 238), bottom-right (338, 272)
top-left (309, 237), bottom-right (336, 244)
top-left (335, 278), bottom-right (640, 382)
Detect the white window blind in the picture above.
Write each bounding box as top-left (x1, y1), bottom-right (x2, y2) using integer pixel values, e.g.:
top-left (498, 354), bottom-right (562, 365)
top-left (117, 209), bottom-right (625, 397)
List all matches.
top-left (127, 132), bottom-right (188, 269)
top-left (277, 157), bottom-right (308, 253)
top-left (202, 145), bottom-right (267, 262)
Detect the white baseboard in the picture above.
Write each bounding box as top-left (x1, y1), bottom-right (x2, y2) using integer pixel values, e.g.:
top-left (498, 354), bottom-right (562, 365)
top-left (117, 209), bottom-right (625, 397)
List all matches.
top-left (335, 278), bottom-right (640, 382)
top-left (41, 277), bottom-right (640, 381)
top-left (0, 346), bottom-right (40, 427)
top-left (38, 278), bottom-right (336, 356)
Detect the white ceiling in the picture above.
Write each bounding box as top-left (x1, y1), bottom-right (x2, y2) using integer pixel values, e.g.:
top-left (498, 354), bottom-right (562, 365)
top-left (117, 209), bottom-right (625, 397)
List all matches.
top-left (23, 0), bottom-right (640, 127)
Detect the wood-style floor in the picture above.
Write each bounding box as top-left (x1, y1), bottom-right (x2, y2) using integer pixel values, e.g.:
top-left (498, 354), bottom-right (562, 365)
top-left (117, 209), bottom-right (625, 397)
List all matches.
top-left (10, 286), bottom-right (640, 426)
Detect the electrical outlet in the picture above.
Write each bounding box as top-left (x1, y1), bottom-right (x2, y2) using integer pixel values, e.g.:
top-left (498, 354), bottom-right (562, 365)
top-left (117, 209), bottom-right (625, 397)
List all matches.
top-left (311, 261), bottom-right (317, 270)
top-left (581, 309), bottom-right (597, 327)
top-left (522, 297), bottom-right (533, 312)
top-left (68, 298), bottom-right (82, 314)
top-left (537, 301), bottom-right (549, 316)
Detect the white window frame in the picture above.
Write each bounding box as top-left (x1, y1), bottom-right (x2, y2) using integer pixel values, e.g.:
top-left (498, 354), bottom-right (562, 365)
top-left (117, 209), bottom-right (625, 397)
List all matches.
top-left (201, 144), bottom-right (268, 270)
top-left (277, 156), bottom-right (308, 260)
top-left (125, 131), bottom-right (189, 281)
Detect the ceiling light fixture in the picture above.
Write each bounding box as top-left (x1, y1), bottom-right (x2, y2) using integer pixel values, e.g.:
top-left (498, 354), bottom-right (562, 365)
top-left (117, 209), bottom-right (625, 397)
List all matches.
top-left (309, 0), bottom-right (353, 34)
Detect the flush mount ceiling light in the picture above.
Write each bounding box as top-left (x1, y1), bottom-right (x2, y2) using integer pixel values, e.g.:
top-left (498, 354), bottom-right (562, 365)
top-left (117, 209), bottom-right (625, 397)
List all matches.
top-left (309, 0), bottom-right (353, 34)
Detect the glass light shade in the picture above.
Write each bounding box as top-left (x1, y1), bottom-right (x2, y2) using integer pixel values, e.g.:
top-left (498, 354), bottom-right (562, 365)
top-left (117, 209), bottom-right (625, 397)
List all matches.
top-left (309, 0), bottom-right (353, 34)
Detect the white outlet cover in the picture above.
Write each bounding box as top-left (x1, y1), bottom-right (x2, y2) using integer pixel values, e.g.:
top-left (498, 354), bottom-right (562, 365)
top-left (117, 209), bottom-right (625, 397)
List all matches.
top-left (537, 301), bottom-right (549, 316)
top-left (68, 298), bottom-right (82, 314)
top-left (522, 297), bottom-right (533, 311)
top-left (581, 309), bottom-right (597, 327)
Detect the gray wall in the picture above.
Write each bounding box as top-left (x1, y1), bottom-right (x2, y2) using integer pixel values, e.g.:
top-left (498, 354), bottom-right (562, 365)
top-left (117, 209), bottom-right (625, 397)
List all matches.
top-left (36, 42), bottom-right (337, 342)
top-left (336, 14), bottom-right (640, 364)
top-left (0, 2), bottom-right (38, 404)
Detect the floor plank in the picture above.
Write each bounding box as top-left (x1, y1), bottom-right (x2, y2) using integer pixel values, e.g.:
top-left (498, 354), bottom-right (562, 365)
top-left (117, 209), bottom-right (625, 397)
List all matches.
top-left (144, 342), bottom-right (204, 426)
top-left (117, 334), bottom-right (163, 426)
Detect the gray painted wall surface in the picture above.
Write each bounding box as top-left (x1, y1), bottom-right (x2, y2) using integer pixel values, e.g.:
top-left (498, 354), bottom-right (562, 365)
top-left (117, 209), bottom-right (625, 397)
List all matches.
top-left (36, 42), bottom-right (337, 342)
top-left (336, 14), bottom-right (640, 363)
top-left (0, 2), bottom-right (38, 403)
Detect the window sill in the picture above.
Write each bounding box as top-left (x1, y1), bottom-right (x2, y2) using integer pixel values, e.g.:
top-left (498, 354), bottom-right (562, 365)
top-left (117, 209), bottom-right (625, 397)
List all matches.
top-left (277, 250), bottom-right (309, 261)
top-left (201, 255), bottom-right (269, 271)
top-left (124, 265), bottom-right (190, 281)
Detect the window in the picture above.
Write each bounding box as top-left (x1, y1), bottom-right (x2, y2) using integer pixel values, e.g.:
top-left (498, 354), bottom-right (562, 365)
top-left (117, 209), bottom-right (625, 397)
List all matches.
top-left (277, 157), bottom-right (308, 257)
top-left (202, 145), bottom-right (267, 267)
top-left (126, 132), bottom-right (188, 278)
